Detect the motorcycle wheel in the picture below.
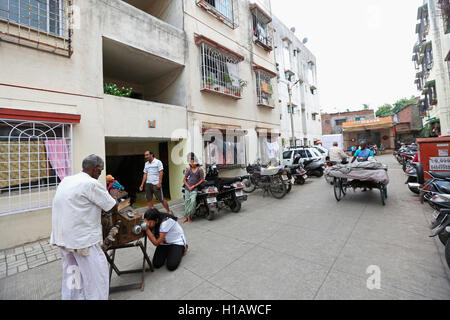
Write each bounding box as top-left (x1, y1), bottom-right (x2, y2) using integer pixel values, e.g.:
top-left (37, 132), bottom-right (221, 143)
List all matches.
top-left (270, 177), bottom-right (287, 199)
top-left (315, 169), bottom-right (324, 178)
top-left (242, 178), bottom-right (256, 193)
top-left (445, 239), bottom-right (450, 269)
top-left (295, 177), bottom-right (305, 185)
top-left (438, 230), bottom-right (450, 246)
top-left (229, 199), bottom-right (241, 213)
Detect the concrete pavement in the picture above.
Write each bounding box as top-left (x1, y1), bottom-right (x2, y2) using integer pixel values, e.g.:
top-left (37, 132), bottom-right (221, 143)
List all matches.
top-left (0, 154), bottom-right (449, 300)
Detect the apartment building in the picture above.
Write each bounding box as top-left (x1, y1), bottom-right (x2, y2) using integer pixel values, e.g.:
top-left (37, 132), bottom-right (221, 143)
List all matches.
top-left (413, 0), bottom-right (450, 134)
top-left (0, 0), bottom-right (188, 249)
top-left (184, 0), bottom-right (281, 170)
top-left (272, 16), bottom-right (322, 148)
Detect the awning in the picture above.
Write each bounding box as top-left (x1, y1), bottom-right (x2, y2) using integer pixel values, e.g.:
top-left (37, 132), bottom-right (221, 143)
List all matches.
top-left (425, 79), bottom-right (436, 87)
top-left (0, 108), bottom-right (81, 124)
top-left (202, 126), bottom-right (248, 136)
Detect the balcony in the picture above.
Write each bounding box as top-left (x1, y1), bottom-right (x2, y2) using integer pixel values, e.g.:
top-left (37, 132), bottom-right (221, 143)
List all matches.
top-left (103, 37), bottom-right (185, 106)
top-left (104, 95), bottom-right (186, 140)
top-left (102, 0), bottom-right (185, 66)
top-left (250, 2), bottom-right (273, 52)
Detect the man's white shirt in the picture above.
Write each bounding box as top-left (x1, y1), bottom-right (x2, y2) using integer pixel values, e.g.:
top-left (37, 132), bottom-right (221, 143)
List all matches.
top-left (329, 147), bottom-right (348, 162)
top-left (50, 172), bottom-right (116, 250)
top-left (144, 159), bottom-right (164, 185)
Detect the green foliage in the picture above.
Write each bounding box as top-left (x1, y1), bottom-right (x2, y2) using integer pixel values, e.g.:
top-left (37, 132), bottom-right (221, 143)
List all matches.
top-left (104, 83), bottom-right (133, 97)
top-left (363, 104), bottom-right (370, 110)
top-left (376, 104), bottom-right (393, 117)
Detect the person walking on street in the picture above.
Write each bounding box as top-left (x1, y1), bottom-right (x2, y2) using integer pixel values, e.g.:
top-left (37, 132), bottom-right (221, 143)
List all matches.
top-left (328, 142), bottom-right (348, 163)
top-left (50, 154), bottom-right (117, 300)
top-left (182, 153), bottom-right (206, 224)
top-left (139, 151), bottom-right (173, 215)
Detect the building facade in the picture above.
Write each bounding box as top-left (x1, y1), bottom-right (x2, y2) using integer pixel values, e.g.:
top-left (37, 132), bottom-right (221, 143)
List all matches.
top-left (342, 117), bottom-right (395, 151)
top-left (413, 0), bottom-right (450, 134)
top-left (0, 0), bottom-right (189, 249)
top-left (272, 16), bottom-right (322, 148)
top-left (321, 110), bottom-right (375, 135)
top-left (0, 0), bottom-right (284, 249)
top-left (393, 103), bottom-right (423, 143)
top-left (184, 0), bottom-right (281, 171)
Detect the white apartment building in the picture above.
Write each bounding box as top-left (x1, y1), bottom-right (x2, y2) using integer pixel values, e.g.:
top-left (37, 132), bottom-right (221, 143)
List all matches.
top-left (184, 0), bottom-right (281, 171)
top-left (272, 15), bottom-right (322, 148)
top-left (0, 0), bottom-right (188, 249)
top-left (413, 0), bottom-right (450, 134)
top-left (0, 0), bottom-right (282, 249)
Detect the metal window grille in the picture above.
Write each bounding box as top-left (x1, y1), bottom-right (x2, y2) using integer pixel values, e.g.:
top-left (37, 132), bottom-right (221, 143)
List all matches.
top-left (200, 42), bottom-right (243, 98)
top-left (255, 70), bottom-right (274, 107)
top-left (0, 0), bottom-right (73, 57)
top-left (0, 119), bottom-right (73, 216)
top-left (196, 0), bottom-right (237, 29)
top-left (251, 9), bottom-right (273, 51)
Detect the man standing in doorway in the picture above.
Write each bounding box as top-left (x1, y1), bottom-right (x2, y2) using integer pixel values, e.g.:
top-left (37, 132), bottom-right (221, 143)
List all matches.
top-left (139, 150), bottom-right (173, 214)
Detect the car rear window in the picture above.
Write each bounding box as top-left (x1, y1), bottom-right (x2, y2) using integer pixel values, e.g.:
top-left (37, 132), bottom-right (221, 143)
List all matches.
top-left (316, 148), bottom-right (326, 154)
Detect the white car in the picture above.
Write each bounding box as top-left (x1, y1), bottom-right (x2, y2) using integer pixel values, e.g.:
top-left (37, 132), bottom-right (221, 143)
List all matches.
top-left (282, 147), bottom-right (321, 166)
top-left (313, 146), bottom-right (328, 162)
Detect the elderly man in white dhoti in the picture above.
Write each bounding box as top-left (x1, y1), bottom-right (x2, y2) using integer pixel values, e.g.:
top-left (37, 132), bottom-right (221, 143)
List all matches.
top-left (50, 154), bottom-right (117, 300)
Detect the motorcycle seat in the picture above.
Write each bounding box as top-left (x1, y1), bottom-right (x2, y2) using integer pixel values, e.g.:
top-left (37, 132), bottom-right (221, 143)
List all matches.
top-left (429, 172), bottom-right (450, 180)
top-left (217, 177), bottom-right (242, 185)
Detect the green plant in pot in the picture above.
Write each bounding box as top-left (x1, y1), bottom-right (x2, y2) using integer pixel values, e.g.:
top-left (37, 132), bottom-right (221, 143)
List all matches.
top-left (204, 77), bottom-right (214, 89)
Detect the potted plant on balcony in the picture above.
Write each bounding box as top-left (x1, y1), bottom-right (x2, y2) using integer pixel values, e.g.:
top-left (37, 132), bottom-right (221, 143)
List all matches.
top-left (204, 77), bottom-right (214, 90)
top-left (223, 73), bottom-right (233, 95)
top-left (234, 80), bottom-right (247, 98)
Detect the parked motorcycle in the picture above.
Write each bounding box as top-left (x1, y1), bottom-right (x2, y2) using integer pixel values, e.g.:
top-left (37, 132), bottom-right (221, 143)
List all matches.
top-left (294, 155), bottom-right (325, 177)
top-left (242, 160), bottom-right (288, 199)
top-left (284, 163), bottom-right (308, 185)
top-left (405, 163), bottom-right (419, 194)
top-left (205, 164), bottom-right (248, 213)
top-left (181, 181), bottom-right (219, 221)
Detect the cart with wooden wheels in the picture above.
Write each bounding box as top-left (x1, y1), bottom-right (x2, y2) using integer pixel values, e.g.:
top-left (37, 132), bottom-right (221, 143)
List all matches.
top-left (333, 177), bottom-right (388, 205)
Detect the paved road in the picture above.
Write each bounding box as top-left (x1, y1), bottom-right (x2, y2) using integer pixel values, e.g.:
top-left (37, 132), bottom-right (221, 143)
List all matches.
top-left (1, 154), bottom-right (449, 300)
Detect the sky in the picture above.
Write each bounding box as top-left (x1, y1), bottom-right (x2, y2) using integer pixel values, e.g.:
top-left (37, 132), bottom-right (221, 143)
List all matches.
top-left (271, 0), bottom-right (424, 113)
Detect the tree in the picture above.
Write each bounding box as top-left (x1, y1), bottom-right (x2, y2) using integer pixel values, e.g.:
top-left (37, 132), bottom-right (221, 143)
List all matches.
top-left (392, 96), bottom-right (417, 114)
top-left (376, 104), bottom-right (393, 117)
top-left (363, 104), bottom-right (370, 110)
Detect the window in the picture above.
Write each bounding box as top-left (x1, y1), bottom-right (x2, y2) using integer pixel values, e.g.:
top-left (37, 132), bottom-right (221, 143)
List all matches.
top-left (283, 151), bottom-right (292, 160)
top-left (199, 41), bottom-right (244, 98)
top-left (0, 119), bottom-right (73, 215)
top-left (255, 69), bottom-right (274, 107)
top-left (0, 0), bottom-right (65, 37)
top-left (305, 150), bottom-right (313, 158)
top-left (312, 114), bottom-right (316, 121)
top-left (197, 0), bottom-right (235, 28)
top-left (283, 41), bottom-right (291, 71)
top-left (203, 130), bottom-right (246, 167)
top-left (251, 4), bottom-right (272, 51)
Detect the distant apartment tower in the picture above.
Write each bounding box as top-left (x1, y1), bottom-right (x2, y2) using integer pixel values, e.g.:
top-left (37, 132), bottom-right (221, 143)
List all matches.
top-left (272, 16), bottom-right (322, 148)
top-left (412, 0), bottom-right (450, 134)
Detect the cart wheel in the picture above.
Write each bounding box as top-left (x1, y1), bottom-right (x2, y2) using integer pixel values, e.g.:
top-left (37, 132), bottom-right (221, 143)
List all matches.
top-left (380, 185), bottom-right (387, 206)
top-left (342, 178), bottom-right (348, 195)
top-left (334, 178), bottom-right (343, 202)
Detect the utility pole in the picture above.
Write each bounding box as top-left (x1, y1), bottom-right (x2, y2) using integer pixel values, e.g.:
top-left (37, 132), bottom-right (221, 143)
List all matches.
top-left (288, 79), bottom-right (301, 148)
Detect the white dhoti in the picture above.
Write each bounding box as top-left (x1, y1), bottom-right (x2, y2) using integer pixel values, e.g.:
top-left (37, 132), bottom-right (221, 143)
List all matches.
top-left (60, 244), bottom-right (109, 300)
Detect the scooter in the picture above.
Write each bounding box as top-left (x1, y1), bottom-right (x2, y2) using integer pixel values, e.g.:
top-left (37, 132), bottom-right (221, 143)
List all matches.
top-left (242, 160), bottom-right (288, 199)
top-left (295, 155), bottom-right (325, 177)
top-left (284, 163), bottom-right (308, 185)
top-left (205, 164), bottom-right (247, 213)
top-left (428, 194), bottom-right (450, 269)
top-left (405, 163), bottom-right (419, 194)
